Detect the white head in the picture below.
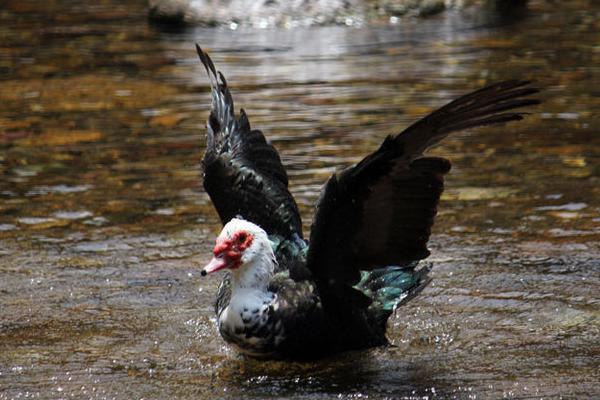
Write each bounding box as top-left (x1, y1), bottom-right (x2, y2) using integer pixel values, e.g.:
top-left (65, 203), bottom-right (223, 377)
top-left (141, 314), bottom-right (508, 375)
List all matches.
top-left (201, 218), bottom-right (275, 287)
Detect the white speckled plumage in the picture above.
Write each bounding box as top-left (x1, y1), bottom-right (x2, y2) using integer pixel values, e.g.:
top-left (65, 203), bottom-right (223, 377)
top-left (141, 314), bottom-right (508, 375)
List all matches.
top-left (212, 219), bottom-right (283, 354)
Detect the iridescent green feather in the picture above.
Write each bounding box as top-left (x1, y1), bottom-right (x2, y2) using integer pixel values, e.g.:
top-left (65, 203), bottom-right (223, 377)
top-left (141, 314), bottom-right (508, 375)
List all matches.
top-left (355, 262), bottom-right (432, 312)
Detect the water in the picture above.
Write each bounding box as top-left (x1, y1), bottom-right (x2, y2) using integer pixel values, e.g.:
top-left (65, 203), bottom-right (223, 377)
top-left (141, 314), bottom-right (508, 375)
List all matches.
top-left (1, 0), bottom-right (598, 398)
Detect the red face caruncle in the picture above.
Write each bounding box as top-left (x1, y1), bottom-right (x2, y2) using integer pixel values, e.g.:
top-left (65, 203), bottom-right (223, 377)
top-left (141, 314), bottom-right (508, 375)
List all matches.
top-left (202, 230), bottom-right (254, 276)
top-left (202, 230), bottom-right (254, 275)
top-left (214, 230), bottom-right (253, 257)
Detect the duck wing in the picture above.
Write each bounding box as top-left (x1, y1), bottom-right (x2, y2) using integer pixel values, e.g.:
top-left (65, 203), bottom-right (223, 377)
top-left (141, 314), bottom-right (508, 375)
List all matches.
top-left (307, 80), bottom-right (539, 304)
top-left (197, 45), bottom-right (303, 239)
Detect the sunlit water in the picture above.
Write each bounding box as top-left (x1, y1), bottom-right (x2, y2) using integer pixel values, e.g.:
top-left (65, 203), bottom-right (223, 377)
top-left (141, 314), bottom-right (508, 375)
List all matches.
top-left (1, 0), bottom-right (598, 398)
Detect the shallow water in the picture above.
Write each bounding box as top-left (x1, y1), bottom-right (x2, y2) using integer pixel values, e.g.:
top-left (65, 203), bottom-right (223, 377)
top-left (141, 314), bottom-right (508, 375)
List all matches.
top-left (1, 0), bottom-right (599, 399)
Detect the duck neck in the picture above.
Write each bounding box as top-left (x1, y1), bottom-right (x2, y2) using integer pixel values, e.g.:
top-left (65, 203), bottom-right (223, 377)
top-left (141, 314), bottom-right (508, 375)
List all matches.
top-left (230, 248), bottom-right (276, 293)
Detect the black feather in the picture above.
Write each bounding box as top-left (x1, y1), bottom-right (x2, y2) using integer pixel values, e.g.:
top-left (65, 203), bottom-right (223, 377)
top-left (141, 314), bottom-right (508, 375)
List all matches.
top-left (307, 80), bottom-right (539, 309)
top-left (197, 45), bottom-right (303, 239)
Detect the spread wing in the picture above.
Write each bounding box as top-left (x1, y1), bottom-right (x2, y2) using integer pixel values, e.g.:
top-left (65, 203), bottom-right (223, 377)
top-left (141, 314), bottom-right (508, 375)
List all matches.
top-left (197, 45), bottom-right (303, 239)
top-left (307, 80), bottom-right (540, 298)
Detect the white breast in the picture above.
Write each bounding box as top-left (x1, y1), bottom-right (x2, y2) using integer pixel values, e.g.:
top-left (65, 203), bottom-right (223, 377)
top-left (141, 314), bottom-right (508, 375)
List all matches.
top-left (219, 288), bottom-right (274, 334)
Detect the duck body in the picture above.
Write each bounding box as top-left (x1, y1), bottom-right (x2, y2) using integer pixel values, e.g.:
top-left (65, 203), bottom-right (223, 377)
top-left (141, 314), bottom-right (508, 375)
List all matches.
top-left (210, 219), bottom-right (410, 359)
top-left (195, 45), bottom-right (539, 359)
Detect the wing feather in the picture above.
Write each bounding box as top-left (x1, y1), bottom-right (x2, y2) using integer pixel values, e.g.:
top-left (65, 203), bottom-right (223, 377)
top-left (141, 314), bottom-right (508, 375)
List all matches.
top-left (307, 80), bottom-right (540, 300)
top-left (197, 45), bottom-right (302, 238)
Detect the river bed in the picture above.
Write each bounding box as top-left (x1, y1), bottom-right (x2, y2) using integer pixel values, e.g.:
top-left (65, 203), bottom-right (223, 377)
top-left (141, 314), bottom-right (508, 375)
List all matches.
top-left (0, 1), bottom-right (598, 399)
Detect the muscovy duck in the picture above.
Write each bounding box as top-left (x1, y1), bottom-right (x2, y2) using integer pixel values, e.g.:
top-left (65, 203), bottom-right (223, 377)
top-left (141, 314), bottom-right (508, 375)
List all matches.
top-left (196, 45), bottom-right (539, 359)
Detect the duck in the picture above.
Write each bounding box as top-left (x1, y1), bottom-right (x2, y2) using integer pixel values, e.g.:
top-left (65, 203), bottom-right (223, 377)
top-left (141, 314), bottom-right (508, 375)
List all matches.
top-left (195, 44), bottom-right (539, 359)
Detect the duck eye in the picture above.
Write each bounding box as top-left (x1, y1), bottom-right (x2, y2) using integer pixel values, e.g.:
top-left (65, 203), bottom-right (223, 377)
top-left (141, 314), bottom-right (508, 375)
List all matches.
top-left (237, 232), bottom-right (247, 243)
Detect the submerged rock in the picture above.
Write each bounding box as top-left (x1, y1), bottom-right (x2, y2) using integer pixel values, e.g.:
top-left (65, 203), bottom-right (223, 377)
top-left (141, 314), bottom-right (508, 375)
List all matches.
top-left (149, 0), bottom-right (363, 27)
top-left (378, 0), bottom-right (448, 17)
top-left (148, 0), bottom-right (527, 27)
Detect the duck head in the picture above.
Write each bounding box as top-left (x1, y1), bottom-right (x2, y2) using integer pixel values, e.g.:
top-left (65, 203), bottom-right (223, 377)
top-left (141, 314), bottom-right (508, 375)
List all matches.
top-left (201, 218), bottom-right (275, 281)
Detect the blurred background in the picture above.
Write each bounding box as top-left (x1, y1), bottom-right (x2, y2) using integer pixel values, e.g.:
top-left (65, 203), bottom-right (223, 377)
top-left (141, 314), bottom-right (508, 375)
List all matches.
top-left (0, 0), bottom-right (598, 399)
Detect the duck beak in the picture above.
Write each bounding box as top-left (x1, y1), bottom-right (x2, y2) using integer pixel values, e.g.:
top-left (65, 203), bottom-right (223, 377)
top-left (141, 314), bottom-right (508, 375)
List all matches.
top-left (200, 256), bottom-right (228, 276)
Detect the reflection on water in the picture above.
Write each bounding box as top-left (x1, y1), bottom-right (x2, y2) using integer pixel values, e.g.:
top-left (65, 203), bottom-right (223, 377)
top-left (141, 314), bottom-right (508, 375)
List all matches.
top-left (1, 0), bottom-right (599, 399)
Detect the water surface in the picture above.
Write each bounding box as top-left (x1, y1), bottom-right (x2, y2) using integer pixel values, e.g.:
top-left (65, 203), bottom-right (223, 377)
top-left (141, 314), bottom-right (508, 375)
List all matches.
top-left (1, 1), bottom-right (598, 398)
